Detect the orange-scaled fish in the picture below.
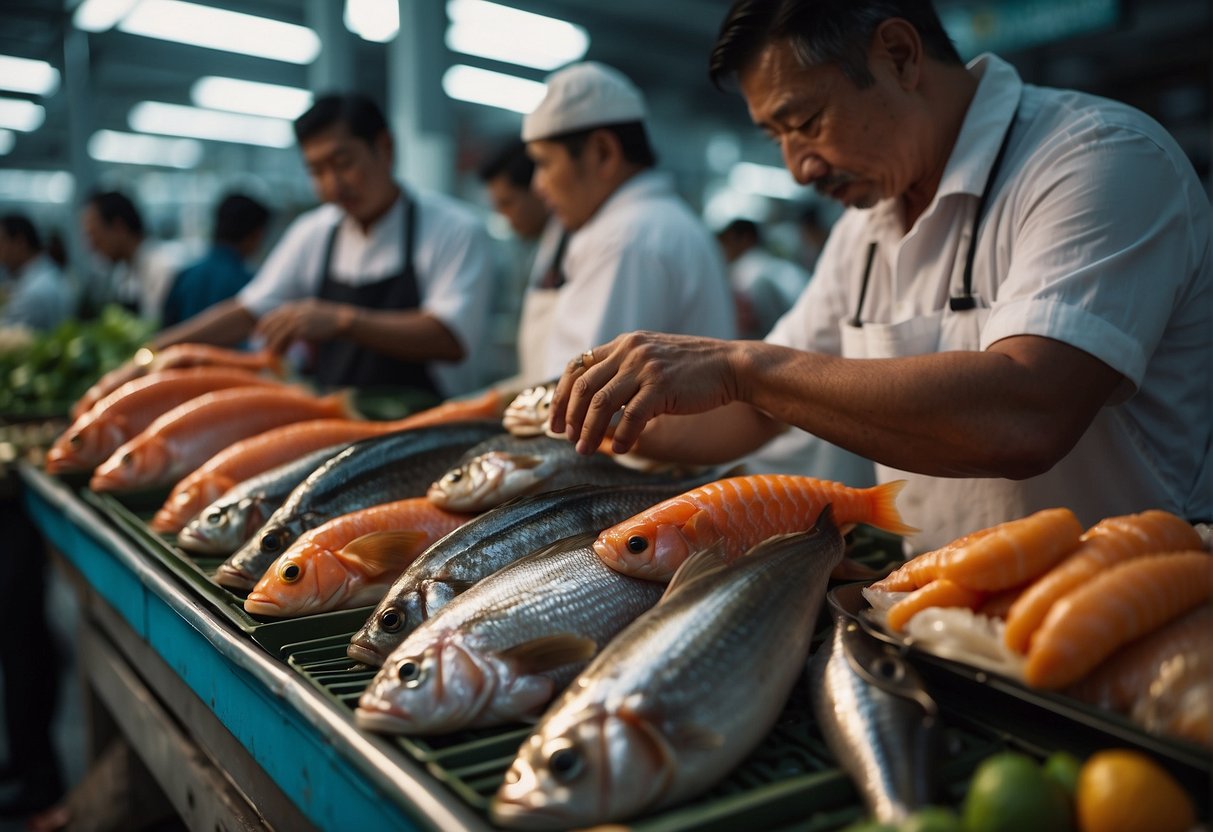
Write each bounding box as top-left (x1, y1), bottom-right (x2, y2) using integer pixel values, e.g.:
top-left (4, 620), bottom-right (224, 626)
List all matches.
top-left (243, 498), bottom-right (473, 618)
top-left (593, 474), bottom-right (916, 582)
top-left (89, 386), bottom-right (356, 493)
top-left (72, 344), bottom-right (284, 419)
top-left (46, 367), bottom-right (280, 475)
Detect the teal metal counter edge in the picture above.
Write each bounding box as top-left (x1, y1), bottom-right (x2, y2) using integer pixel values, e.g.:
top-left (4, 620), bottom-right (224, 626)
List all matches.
top-left (19, 463), bottom-right (491, 832)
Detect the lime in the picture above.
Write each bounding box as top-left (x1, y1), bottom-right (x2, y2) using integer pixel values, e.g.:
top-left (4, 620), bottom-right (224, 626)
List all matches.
top-left (1076, 749), bottom-right (1195, 832)
top-left (838, 822), bottom-right (897, 832)
top-left (899, 806), bottom-right (963, 832)
top-left (961, 751), bottom-right (1073, 832)
top-left (1043, 751), bottom-right (1082, 798)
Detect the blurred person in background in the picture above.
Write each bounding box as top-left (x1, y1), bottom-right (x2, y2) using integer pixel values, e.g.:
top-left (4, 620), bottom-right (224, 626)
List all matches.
top-left (717, 217), bottom-right (810, 339)
top-left (161, 193), bottom-right (271, 327)
top-left (0, 213), bottom-right (74, 332)
top-left (144, 93), bottom-right (494, 397)
top-left (521, 61), bottom-right (737, 382)
top-left (79, 190), bottom-right (178, 322)
top-left (477, 139), bottom-right (566, 388)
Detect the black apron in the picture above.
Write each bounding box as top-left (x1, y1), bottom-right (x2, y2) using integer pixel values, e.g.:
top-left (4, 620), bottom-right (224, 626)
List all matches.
top-left (313, 195), bottom-right (441, 396)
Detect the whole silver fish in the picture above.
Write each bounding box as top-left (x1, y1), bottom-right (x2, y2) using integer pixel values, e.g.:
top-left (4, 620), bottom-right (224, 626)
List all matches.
top-left (501, 383), bottom-right (555, 437)
top-left (809, 603), bottom-right (939, 825)
top-left (347, 478), bottom-right (722, 666)
top-left (214, 421), bottom-right (503, 591)
top-left (355, 535), bottom-right (665, 735)
top-left (491, 509), bottom-right (844, 830)
top-left (427, 434), bottom-right (686, 512)
top-left (176, 444), bottom-right (347, 555)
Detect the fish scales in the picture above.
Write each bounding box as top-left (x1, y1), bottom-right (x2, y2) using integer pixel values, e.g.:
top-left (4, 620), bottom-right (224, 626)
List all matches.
top-left (349, 478), bottom-right (723, 666)
top-left (214, 421), bottom-right (502, 590)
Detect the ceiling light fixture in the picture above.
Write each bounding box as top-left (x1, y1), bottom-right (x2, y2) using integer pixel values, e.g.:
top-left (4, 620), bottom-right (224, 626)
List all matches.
top-left (728, 161), bottom-right (802, 200)
top-left (191, 77), bottom-right (314, 120)
top-left (445, 0), bottom-right (589, 71)
top-left (119, 0), bottom-right (320, 64)
top-left (129, 101), bottom-right (295, 148)
top-left (441, 65), bottom-right (546, 114)
top-left (0, 129), bottom-right (14, 156)
top-left (0, 170), bottom-right (74, 204)
top-left (72, 0), bottom-right (140, 33)
top-left (0, 97), bottom-right (45, 132)
top-left (345, 0), bottom-right (399, 43)
top-left (0, 55), bottom-right (61, 97)
top-left (88, 129), bottom-right (203, 168)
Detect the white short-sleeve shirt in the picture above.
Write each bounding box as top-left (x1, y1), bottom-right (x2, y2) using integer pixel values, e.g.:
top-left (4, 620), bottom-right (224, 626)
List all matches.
top-left (238, 189), bottom-right (494, 397)
top-left (768, 54), bottom-right (1212, 533)
top-left (537, 170), bottom-right (737, 379)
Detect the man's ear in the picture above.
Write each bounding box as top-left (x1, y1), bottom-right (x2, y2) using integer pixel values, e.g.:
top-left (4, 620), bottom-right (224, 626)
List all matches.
top-left (375, 129), bottom-right (395, 165)
top-left (588, 128), bottom-right (623, 173)
top-left (873, 18), bottom-right (923, 90)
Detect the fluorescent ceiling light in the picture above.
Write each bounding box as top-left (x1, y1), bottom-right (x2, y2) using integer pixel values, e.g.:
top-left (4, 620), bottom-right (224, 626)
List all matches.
top-left (0, 98), bottom-right (45, 132)
top-left (0, 129), bottom-right (14, 156)
top-left (0, 170), bottom-right (74, 204)
top-left (119, 0), bottom-right (320, 65)
top-left (446, 0), bottom-right (589, 71)
top-left (88, 129), bottom-right (203, 169)
top-left (192, 77), bottom-right (313, 120)
top-left (73, 0), bottom-right (140, 32)
top-left (728, 161), bottom-right (801, 200)
top-left (129, 101), bottom-right (295, 148)
top-left (345, 0), bottom-right (399, 43)
top-left (0, 56), bottom-right (61, 97)
top-left (442, 65), bottom-right (546, 114)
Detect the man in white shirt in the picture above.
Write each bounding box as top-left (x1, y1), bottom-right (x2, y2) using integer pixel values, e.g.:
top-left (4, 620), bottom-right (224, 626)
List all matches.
top-left (80, 191), bottom-right (178, 322)
top-left (548, 0), bottom-right (1212, 550)
top-left (0, 214), bottom-right (73, 332)
top-left (149, 94), bottom-right (494, 397)
top-left (522, 62), bottom-right (737, 382)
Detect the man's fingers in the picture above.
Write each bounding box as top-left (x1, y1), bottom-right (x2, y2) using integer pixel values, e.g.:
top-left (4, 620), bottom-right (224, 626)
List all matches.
top-left (609, 386), bottom-right (662, 454)
top-left (573, 373), bottom-right (638, 454)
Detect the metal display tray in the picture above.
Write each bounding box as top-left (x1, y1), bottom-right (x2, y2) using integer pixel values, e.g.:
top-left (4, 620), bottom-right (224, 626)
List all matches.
top-left (76, 483), bottom-right (1211, 829)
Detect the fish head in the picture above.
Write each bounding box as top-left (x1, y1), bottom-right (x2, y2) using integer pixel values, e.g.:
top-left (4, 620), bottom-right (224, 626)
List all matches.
top-left (348, 578), bottom-right (464, 666)
top-left (89, 434), bottom-right (169, 492)
top-left (593, 503), bottom-right (718, 581)
top-left (491, 701), bottom-right (674, 829)
top-left (177, 498), bottom-right (256, 555)
top-left (356, 634), bottom-right (502, 734)
top-left (427, 452), bottom-right (547, 512)
top-left (502, 385), bottom-right (554, 437)
top-left (151, 484), bottom-right (212, 533)
top-left (46, 415), bottom-right (125, 473)
top-left (244, 546), bottom-right (349, 618)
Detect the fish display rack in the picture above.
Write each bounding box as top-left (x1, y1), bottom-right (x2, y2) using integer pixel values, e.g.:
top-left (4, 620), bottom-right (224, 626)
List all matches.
top-left (42, 475), bottom-right (1213, 829)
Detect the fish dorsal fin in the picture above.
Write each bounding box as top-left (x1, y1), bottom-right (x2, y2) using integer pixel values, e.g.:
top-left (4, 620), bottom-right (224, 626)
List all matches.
top-left (525, 531), bottom-right (599, 563)
top-left (342, 531), bottom-right (429, 574)
top-left (498, 634), bottom-right (597, 674)
top-left (661, 538), bottom-right (730, 601)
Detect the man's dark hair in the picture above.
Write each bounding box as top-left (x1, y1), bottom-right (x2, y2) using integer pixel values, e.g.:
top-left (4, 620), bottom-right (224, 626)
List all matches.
top-left (710, 0), bottom-right (962, 90)
top-left (294, 93), bottom-right (390, 146)
top-left (0, 214), bottom-right (42, 251)
top-left (213, 193), bottom-right (270, 245)
top-left (478, 140), bottom-right (535, 188)
top-left (720, 218), bottom-right (761, 243)
top-left (86, 190), bottom-right (144, 236)
top-left (549, 122), bottom-right (657, 168)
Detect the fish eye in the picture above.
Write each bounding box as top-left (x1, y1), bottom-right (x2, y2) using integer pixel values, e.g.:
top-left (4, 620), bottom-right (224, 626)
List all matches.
top-left (262, 531), bottom-right (283, 553)
top-left (379, 609), bottom-right (402, 632)
top-left (547, 745), bottom-right (583, 782)
top-left (120, 452), bottom-right (133, 467)
top-left (206, 509), bottom-right (223, 525)
top-left (445, 469), bottom-right (463, 484)
top-left (68, 434), bottom-right (82, 448)
top-left (397, 659), bottom-right (424, 687)
top-left (873, 656), bottom-right (904, 682)
top-left (280, 562), bottom-right (301, 583)
top-left (626, 535), bottom-right (649, 554)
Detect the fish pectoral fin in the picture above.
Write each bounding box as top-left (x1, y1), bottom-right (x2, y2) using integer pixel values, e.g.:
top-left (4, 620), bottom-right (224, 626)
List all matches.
top-left (524, 531), bottom-right (599, 563)
top-left (498, 634), bottom-right (597, 674)
top-left (342, 531), bottom-right (429, 574)
top-left (661, 536), bottom-right (730, 601)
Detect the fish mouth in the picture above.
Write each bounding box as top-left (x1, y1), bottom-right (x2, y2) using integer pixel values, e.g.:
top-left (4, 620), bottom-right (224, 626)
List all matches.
top-left (243, 593), bottom-right (282, 617)
top-left (489, 796), bottom-right (572, 830)
top-left (176, 527), bottom-right (224, 555)
top-left (213, 564), bottom-right (257, 591)
top-left (43, 450), bottom-right (82, 474)
top-left (346, 642), bottom-right (384, 667)
top-left (353, 704), bottom-right (413, 733)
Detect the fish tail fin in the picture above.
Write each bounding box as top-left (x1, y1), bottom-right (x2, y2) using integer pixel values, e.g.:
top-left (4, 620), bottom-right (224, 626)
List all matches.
top-left (341, 530), bottom-right (430, 574)
top-left (864, 479), bottom-right (918, 536)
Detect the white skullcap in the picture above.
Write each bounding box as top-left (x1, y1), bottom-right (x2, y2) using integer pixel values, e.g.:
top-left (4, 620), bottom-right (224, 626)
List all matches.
top-left (522, 61), bottom-right (647, 142)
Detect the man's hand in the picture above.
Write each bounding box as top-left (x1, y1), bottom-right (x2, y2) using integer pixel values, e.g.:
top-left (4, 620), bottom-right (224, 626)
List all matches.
top-left (254, 299), bottom-right (357, 354)
top-left (551, 331), bottom-right (745, 455)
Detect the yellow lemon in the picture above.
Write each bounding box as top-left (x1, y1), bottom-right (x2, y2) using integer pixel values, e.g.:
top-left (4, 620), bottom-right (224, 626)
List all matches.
top-left (1075, 749), bottom-right (1196, 832)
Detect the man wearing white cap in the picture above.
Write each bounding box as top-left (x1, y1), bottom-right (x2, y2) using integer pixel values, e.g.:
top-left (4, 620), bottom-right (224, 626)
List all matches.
top-left (520, 61), bottom-right (736, 382)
